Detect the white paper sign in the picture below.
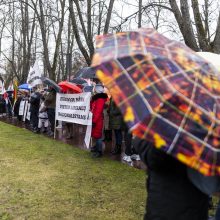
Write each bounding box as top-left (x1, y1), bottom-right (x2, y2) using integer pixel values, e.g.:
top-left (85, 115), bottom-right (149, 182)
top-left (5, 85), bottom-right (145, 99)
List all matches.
top-left (26, 103), bottom-right (31, 121)
top-left (0, 81), bottom-right (4, 94)
top-left (23, 101), bottom-right (29, 121)
top-left (56, 92), bottom-right (91, 125)
top-left (27, 61), bottom-right (42, 87)
top-left (19, 100), bottom-right (26, 116)
top-left (84, 112), bottom-right (92, 149)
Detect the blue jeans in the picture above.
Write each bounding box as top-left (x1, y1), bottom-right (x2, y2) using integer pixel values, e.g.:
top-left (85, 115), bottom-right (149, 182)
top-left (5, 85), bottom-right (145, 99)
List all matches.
top-left (95, 138), bottom-right (103, 153)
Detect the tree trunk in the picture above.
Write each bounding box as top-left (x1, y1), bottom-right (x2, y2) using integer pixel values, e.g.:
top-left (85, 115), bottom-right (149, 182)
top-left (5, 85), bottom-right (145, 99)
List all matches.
top-left (69, 0), bottom-right (91, 65)
top-left (169, 0), bottom-right (199, 51)
top-left (138, 0), bottom-right (142, 28)
top-left (103, 0), bottom-right (115, 34)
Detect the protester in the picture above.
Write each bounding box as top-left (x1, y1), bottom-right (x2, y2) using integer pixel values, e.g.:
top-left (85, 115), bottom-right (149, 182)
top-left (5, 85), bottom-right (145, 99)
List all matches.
top-left (13, 92), bottom-right (23, 121)
top-left (5, 91), bottom-right (13, 118)
top-left (29, 88), bottom-right (41, 132)
top-left (0, 94), bottom-right (6, 115)
top-left (109, 98), bottom-right (126, 155)
top-left (38, 95), bottom-right (49, 133)
top-left (103, 97), bottom-right (112, 142)
top-left (44, 87), bottom-right (56, 136)
top-left (133, 137), bottom-right (209, 220)
top-left (90, 84), bottom-right (108, 158)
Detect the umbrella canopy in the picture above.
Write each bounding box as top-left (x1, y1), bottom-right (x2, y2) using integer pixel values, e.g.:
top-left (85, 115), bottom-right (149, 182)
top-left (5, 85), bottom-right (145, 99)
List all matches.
top-left (41, 77), bottom-right (60, 92)
top-left (92, 28), bottom-right (220, 176)
top-left (70, 77), bottom-right (87, 85)
top-left (75, 67), bottom-right (97, 79)
top-left (197, 52), bottom-right (220, 71)
top-left (58, 81), bottom-right (82, 93)
top-left (18, 83), bottom-right (31, 91)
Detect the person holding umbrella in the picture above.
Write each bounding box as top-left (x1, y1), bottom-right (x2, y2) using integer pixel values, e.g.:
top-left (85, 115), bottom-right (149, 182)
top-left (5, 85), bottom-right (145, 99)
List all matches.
top-left (133, 132), bottom-right (209, 220)
top-left (91, 28), bottom-right (220, 219)
top-left (41, 77), bottom-right (60, 136)
top-left (29, 87), bottom-right (41, 132)
top-left (44, 86), bottom-right (56, 136)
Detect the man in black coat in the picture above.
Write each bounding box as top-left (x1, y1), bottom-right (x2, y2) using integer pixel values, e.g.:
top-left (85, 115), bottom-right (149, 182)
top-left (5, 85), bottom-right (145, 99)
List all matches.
top-left (133, 138), bottom-right (209, 220)
top-left (30, 90), bottom-right (41, 132)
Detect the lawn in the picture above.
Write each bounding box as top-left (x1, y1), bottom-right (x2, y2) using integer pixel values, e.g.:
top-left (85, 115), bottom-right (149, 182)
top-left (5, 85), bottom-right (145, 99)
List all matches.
top-left (0, 122), bottom-right (146, 220)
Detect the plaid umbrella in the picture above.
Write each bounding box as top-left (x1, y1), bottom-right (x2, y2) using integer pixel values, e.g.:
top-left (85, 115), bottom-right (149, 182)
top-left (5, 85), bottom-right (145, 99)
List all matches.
top-left (92, 28), bottom-right (220, 176)
top-left (41, 77), bottom-right (60, 92)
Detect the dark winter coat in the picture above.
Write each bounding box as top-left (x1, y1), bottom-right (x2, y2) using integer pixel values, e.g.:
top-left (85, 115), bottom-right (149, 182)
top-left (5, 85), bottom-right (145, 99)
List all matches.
top-left (0, 95), bottom-right (6, 114)
top-left (44, 90), bottom-right (56, 109)
top-left (30, 92), bottom-right (41, 113)
top-left (109, 99), bottom-right (126, 130)
top-left (14, 96), bottom-right (22, 116)
top-left (91, 93), bottom-right (108, 139)
top-left (133, 138), bottom-right (209, 220)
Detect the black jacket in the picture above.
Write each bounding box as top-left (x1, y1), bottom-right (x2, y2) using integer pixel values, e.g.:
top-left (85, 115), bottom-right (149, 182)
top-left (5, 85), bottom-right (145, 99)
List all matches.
top-left (30, 92), bottom-right (41, 112)
top-left (133, 138), bottom-right (209, 220)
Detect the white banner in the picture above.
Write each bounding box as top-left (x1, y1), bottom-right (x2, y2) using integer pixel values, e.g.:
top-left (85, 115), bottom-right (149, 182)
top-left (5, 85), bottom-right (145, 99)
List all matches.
top-left (27, 61), bottom-right (42, 87)
top-left (0, 81), bottom-right (4, 94)
top-left (56, 92), bottom-right (91, 125)
top-left (84, 112), bottom-right (92, 149)
top-left (19, 100), bottom-right (26, 116)
top-left (26, 103), bottom-right (31, 121)
top-left (23, 101), bottom-right (29, 121)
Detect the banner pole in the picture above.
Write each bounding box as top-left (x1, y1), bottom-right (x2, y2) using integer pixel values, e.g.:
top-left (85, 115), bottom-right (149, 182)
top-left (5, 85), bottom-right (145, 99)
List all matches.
top-left (54, 93), bottom-right (58, 139)
top-left (54, 112), bottom-right (57, 139)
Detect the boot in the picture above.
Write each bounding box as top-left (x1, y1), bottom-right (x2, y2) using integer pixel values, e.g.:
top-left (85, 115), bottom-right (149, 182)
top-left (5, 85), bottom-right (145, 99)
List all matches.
top-left (90, 146), bottom-right (97, 153)
top-left (92, 151), bottom-right (103, 158)
top-left (111, 145), bottom-right (121, 155)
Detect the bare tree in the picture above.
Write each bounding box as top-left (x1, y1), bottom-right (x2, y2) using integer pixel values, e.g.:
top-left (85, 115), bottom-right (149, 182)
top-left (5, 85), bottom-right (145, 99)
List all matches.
top-left (69, 0), bottom-right (116, 65)
top-left (169, 0), bottom-right (220, 52)
top-left (31, 0), bottom-right (66, 81)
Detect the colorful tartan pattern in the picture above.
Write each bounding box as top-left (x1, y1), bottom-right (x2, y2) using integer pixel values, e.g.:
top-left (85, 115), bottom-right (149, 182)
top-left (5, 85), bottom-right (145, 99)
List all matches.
top-left (92, 28), bottom-right (220, 176)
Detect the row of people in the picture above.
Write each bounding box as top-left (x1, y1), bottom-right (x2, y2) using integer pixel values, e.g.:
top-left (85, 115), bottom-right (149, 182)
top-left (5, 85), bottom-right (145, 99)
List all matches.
top-left (2, 84), bottom-right (140, 163)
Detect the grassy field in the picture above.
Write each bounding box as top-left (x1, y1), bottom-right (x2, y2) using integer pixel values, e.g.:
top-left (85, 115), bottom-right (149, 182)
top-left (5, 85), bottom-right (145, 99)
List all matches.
top-left (0, 122), bottom-right (146, 220)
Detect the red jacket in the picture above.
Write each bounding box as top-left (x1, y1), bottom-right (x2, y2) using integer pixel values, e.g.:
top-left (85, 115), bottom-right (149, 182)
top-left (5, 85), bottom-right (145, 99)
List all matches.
top-left (90, 93), bottom-right (108, 139)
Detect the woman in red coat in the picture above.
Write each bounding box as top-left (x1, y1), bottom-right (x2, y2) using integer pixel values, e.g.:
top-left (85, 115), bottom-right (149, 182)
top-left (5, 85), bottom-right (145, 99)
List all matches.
top-left (90, 84), bottom-right (108, 158)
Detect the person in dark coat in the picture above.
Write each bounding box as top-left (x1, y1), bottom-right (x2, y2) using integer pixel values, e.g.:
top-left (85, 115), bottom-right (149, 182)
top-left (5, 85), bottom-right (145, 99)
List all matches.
top-left (0, 95), bottom-right (6, 114)
top-left (44, 87), bottom-right (56, 136)
top-left (30, 89), bottom-right (41, 132)
top-left (133, 137), bottom-right (209, 220)
top-left (13, 93), bottom-right (23, 121)
top-left (90, 84), bottom-right (108, 158)
top-left (109, 98), bottom-right (126, 155)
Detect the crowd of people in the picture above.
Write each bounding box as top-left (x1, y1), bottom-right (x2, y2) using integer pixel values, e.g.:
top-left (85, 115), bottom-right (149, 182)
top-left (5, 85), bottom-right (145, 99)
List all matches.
top-left (0, 80), bottom-right (140, 163)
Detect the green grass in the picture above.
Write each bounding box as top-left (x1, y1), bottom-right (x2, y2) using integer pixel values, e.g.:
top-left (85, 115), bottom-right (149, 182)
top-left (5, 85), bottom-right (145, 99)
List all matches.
top-left (0, 122), bottom-right (146, 220)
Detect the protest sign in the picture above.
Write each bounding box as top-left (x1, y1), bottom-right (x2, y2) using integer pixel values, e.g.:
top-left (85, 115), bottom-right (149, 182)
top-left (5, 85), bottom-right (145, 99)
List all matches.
top-left (26, 103), bottom-right (31, 121)
top-left (19, 100), bottom-right (26, 116)
top-left (23, 101), bottom-right (29, 121)
top-left (56, 92), bottom-right (91, 125)
top-left (84, 111), bottom-right (92, 148)
top-left (0, 80), bottom-right (4, 94)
